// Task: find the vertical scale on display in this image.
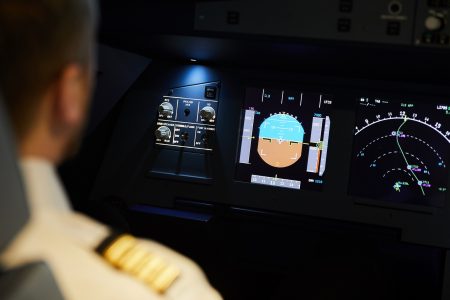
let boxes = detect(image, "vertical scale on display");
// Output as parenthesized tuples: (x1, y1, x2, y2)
(239, 109, 256, 164)
(306, 116, 331, 175)
(307, 117, 324, 173)
(320, 117, 331, 176)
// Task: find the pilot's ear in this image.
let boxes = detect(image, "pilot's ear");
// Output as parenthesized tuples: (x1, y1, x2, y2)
(53, 63, 85, 129)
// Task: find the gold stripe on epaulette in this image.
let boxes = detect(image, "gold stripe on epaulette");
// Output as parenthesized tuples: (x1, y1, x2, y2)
(101, 234, 180, 294)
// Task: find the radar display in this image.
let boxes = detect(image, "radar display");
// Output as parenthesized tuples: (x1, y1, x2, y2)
(349, 96, 450, 207)
(235, 87, 333, 191)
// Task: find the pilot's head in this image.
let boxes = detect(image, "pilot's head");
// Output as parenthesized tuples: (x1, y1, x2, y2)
(0, 0, 98, 164)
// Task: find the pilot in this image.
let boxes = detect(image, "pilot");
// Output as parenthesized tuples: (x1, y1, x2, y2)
(0, 0, 221, 299)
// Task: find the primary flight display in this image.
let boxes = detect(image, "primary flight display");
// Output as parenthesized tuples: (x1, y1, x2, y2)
(235, 87, 333, 191)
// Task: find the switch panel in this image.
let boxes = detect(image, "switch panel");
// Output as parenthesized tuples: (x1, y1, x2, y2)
(154, 82, 219, 152)
(415, 1, 450, 47)
(194, 0, 450, 49)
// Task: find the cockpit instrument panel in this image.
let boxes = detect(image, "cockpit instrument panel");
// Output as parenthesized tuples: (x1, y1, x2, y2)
(235, 87, 333, 191)
(349, 96, 450, 207)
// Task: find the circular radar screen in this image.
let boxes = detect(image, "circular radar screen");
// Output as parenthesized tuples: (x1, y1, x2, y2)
(349, 96, 450, 207)
(258, 114, 305, 168)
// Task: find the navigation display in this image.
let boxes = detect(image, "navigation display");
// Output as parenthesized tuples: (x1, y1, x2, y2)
(349, 96, 450, 207)
(235, 87, 333, 191)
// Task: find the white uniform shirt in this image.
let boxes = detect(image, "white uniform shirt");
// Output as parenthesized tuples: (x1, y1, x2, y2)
(0, 158, 222, 300)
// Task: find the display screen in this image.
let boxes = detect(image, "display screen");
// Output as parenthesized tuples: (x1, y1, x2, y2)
(349, 96, 450, 207)
(235, 87, 333, 191)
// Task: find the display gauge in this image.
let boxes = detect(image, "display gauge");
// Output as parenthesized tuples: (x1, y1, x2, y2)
(349, 96, 450, 207)
(235, 87, 333, 191)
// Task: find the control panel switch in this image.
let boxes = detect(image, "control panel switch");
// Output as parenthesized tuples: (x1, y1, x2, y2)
(200, 106, 216, 122)
(155, 126, 172, 140)
(159, 102, 174, 118)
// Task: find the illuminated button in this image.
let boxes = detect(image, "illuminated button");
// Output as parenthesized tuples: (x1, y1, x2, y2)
(425, 16, 444, 31)
(158, 102, 174, 118)
(155, 126, 171, 140)
(200, 106, 216, 122)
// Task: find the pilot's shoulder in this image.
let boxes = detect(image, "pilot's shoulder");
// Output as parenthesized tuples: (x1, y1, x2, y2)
(6, 210, 222, 300)
(97, 233, 222, 300)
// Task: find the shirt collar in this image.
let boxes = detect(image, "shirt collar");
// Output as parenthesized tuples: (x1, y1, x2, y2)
(20, 158, 72, 214)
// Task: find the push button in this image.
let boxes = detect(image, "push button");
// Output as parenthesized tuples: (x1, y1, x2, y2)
(181, 132, 189, 142)
(422, 32, 435, 44)
(339, 0, 353, 13)
(439, 34, 449, 45)
(227, 11, 240, 25)
(337, 18, 351, 32)
(387, 21, 400, 36)
(204, 86, 217, 99)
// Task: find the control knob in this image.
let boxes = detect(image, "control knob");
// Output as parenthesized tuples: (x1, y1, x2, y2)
(200, 106, 216, 122)
(158, 102, 174, 118)
(155, 126, 171, 140)
(425, 16, 444, 31)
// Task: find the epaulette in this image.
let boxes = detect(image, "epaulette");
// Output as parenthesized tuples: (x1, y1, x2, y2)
(96, 232, 180, 294)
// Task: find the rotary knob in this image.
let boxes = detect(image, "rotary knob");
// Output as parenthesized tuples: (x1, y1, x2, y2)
(158, 102, 174, 118)
(155, 126, 171, 140)
(200, 106, 216, 122)
(425, 16, 444, 31)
